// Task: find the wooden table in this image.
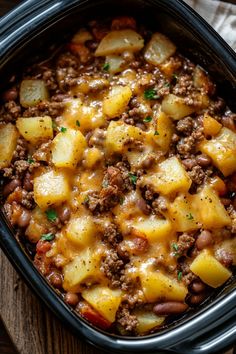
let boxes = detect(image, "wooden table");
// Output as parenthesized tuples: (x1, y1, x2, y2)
(0, 1, 235, 354)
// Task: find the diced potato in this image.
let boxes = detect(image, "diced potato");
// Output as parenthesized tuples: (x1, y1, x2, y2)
(105, 55, 125, 74)
(52, 128, 86, 168)
(161, 94, 195, 120)
(190, 249, 232, 288)
(199, 127, 236, 176)
(95, 29, 144, 56)
(135, 310, 165, 334)
(63, 248, 101, 292)
(16, 116, 53, 145)
(152, 111, 174, 152)
(34, 169, 70, 209)
(192, 185, 231, 229)
(65, 215, 96, 247)
(203, 113, 222, 136)
(209, 176, 227, 196)
(144, 33, 176, 66)
(84, 147, 103, 168)
(0, 124, 19, 168)
(25, 207, 52, 243)
(193, 66, 214, 93)
(140, 269, 187, 302)
(132, 215, 172, 243)
(20, 79, 49, 108)
(142, 156, 192, 195)
(63, 99, 106, 132)
(78, 170, 104, 193)
(71, 28, 93, 44)
(105, 121, 144, 154)
(82, 285, 122, 323)
(103, 85, 132, 119)
(168, 194, 201, 232)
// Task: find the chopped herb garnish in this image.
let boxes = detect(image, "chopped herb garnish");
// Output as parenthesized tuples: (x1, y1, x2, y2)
(41, 233, 55, 241)
(172, 73, 178, 80)
(27, 157, 34, 164)
(172, 243, 179, 252)
(154, 130, 159, 136)
(177, 271, 183, 281)
(144, 88, 159, 100)
(76, 120, 80, 127)
(129, 173, 137, 185)
(84, 195, 90, 204)
(143, 116, 152, 123)
(103, 62, 110, 71)
(102, 179, 109, 188)
(45, 209, 57, 222)
(52, 120, 57, 129)
(119, 196, 124, 205)
(60, 127, 67, 133)
(186, 213, 194, 220)
(164, 82, 171, 87)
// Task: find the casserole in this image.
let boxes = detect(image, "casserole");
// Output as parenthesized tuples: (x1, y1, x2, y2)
(0, 0, 236, 353)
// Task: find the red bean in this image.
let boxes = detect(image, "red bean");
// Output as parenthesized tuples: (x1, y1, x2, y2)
(153, 302, 188, 315)
(48, 272, 63, 288)
(65, 292, 79, 306)
(57, 205, 71, 223)
(190, 280, 206, 294)
(221, 116, 235, 131)
(17, 208, 31, 228)
(2, 87, 18, 102)
(137, 198, 151, 215)
(3, 179, 21, 197)
(196, 230, 213, 250)
(196, 154, 211, 167)
(220, 198, 231, 206)
(188, 293, 206, 305)
(23, 172, 33, 191)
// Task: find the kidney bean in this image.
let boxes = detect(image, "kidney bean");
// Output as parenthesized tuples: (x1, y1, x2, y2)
(17, 208, 31, 228)
(23, 172, 33, 191)
(48, 272, 63, 288)
(190, 280, 206, 294)
(57, 205, 71, 223)
(153, 302, 188, 315)
(2, 87, 18, 102)
(196, 154, 211, 167)
(3, 179, 21, 197)
(137, 198, 151, 215)
(36, 240, 51, 253)
(188, 293, 206, 305)
(196, 230, 213, 250)
(65, 292, 79, 306)
(221, 116, 235, 131)
(182, 158, 197, 170)
(220, 198, 231, 206)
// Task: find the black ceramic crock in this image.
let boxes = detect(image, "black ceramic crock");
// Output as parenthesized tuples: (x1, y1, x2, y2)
(0, 1, 236, 353)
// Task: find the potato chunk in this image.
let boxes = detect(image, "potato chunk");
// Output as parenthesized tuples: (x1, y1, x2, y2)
(140, 269, 187, 302)
(20, 79, 49, 108)
(135, 310, 165, 334)
(103, 85, 132, 119)
(132, 215, 172, 243)
(192, 185, 231, 229)
(190, 249, 232, 288)
(161, 94, 195, 120)
(95, 29, 144, 56)
(82, 286, 122, 323)
(63, 248, 101, 292)
(16, 116, 53, 144)
(0, 124, 19, 168)
(142, 156, 192, 195)
(105, 121, 144, 154)
(65, 215, 95, 247)
(34, 169, 70, 209)
(144, 33, 176, 66)
(150, 111, 174, 153)
(52, 128, 86, 168)
(199, 127, 236, 176)
(203, 113, 222, 136)
(168, 194, 201, 232)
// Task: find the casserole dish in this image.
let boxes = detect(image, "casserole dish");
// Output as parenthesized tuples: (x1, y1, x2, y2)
(0, 0, 236, 353)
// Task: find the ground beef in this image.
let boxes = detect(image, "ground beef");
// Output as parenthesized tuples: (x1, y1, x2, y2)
(100, 249, 125, 288)
(116, 303, 138, 332)
(0, 100, 21, 123)
(152, 196, 167, 216)
(102, 223, 122, 245)
(12, 138, 28, 161)
(227, 205, 236, 233)
(172, 74, 194, 96)
(23, 101, 64, 119)
(176, 117, 193, 135)
(33, 141, 52, 163)
(177, 233, 195, 256)
(176, 125, 204, 158)
(179, 260, 197, 286)
(187, 165, 205, 185)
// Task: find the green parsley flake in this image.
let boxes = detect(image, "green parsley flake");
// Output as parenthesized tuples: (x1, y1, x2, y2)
(103, 62, 110, 71)
(129, 173, 137, 185)
(27, 157, 34, 164)
(172, 243, 179, 252)
(154, 130, 159, 136)
(76, 120, 80, 127)
(84, 195, 90, 204)
(119, 196, 124, 205)
(60, 127, 67, 133)
(177, 271, 183, 281)
(172, 73, 178, 80)
(41, 233, 55, 241)
(143, 116, 152, 123)
(45, 209, 57, 222)
(144, 88, 159, 100)
(186, 213, 194, 220)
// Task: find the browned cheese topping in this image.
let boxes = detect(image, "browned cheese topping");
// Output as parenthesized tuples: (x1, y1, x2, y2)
(0, 16, 235, 335)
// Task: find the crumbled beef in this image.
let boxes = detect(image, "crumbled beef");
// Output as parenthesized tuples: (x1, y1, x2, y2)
(0, 101, 21, 123)
(176, 117, 193, 135)
(152, 196, 168, 214)
(177, 125, 204, 158)
(101, 249, 125, 288)
(88, 128, 106, 147)
(179, 260, 197, 286)
(207, 97, 226, 116)
(177, 233, 195, 256)
(116, 304, 138, 332)
(187, 165, 205, 185)
(102, 223, 122, 245)
(227, 205, 236, 233)
(12, 138, 28, 161)
(172, 74, 194, 96)
(33, 141, 52, 163)
(23, 101, 64, 118)
(215, 248, 233, 267)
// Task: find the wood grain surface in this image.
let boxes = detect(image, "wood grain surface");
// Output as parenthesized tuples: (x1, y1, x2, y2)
(0, 1, 235, 354)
